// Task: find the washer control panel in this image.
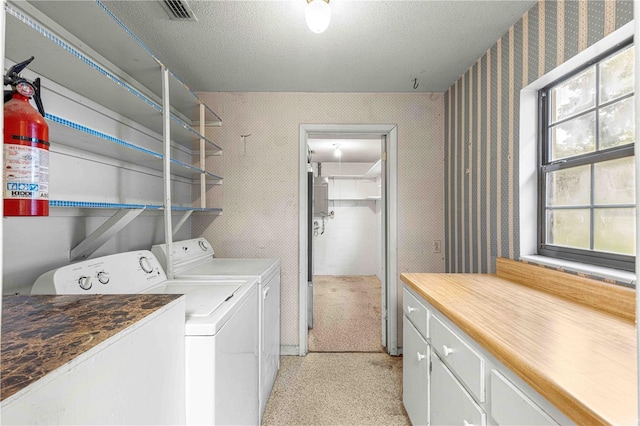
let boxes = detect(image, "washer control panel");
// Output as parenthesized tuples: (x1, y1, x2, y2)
(31, 251, 167, 294)
(151, 238, 214, 272)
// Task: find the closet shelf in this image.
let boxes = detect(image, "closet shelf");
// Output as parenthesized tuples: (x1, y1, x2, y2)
(329, 197, 381, 201)
(4, 0, 223, 259)
(4, 4, 222, 152)
(47, 115, 222, 183)
(94, 0, 222, 126)
(50, 200, 223, 214)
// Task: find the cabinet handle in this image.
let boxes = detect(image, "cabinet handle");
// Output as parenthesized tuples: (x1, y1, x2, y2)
(442, 345, 453, 357)
(416, 352, 425, 362)
(463, 421, 474, 426)
(407, 306, 416, 313)
(263, 287, 271, 299)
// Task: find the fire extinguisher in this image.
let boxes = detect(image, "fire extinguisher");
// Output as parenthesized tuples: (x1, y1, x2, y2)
(3, 56, 49, 216)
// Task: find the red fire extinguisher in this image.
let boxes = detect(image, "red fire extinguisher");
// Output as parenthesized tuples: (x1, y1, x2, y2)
(3, 56, 49, 216)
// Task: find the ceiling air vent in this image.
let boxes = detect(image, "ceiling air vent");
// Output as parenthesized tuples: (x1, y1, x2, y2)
(160, 0, 197, 21)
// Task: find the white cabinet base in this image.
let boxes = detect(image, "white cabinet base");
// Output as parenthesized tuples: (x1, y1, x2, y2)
(431, 353, 486, 426)
(401, 283, 573, 426)
(2, 299, 186, 425)
(402, 316, 430, 426)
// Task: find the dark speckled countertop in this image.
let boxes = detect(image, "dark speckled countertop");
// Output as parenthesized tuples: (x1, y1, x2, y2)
(1, 294, 182, 401)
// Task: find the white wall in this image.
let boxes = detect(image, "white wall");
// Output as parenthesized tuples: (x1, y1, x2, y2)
(194, 92, 445, 349)
(312, 162, 381, 276)
(313, 200, 379, 276)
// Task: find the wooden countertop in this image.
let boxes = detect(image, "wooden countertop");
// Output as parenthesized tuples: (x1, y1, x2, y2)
(401, 263, 637, 426)
(1, 294, 182, 401)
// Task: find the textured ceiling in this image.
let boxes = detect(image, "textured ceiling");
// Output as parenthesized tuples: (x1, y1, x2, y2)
(23, 0, 534, 163)
(93, 0, 536, 93)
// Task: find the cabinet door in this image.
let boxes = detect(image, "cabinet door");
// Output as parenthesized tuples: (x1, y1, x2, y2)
(431, 353, 486, 426)
(403, 315, 429, 426)
(490, 370, 557, 425)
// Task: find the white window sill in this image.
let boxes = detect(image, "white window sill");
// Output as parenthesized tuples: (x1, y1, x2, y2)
(520, 255, 636, 287)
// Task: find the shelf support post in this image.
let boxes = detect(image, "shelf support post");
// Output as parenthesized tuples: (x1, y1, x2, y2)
(200, 103, 206, 209)
(161, 66, 174, 279)
(70, 208, 144, 261)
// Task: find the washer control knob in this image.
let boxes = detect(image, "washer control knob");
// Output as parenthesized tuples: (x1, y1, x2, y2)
(97, 271, 110, 285)
(198, 240, 209, 251)
(139, 256, 154, 274)
(78, 276, 92, 291)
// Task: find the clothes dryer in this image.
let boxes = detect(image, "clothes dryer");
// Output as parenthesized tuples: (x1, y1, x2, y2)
(152, 238, 280, 420)
(32, 250, 259, 426)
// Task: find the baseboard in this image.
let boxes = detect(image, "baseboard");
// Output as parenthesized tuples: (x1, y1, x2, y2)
(280, 345, 402, 356)
(280, 345, 300, 356)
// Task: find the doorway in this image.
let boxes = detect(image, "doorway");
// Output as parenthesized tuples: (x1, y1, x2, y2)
(298, 124, 398, 356)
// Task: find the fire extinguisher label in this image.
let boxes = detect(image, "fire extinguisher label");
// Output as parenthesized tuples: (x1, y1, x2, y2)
(4, 144, 49, 200)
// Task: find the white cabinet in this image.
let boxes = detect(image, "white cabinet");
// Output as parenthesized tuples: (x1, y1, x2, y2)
(2, 296, 186, 425)
(429, 314, 487, 425)
(403, 287, 429, 338)
(3, 1, 222, 262)
(403, 315, 429, 426)
(402, 283, 569, 426)
(430, 314, 485, 403)
(402, 286, 430, 425)
(431, 353, 486, 426)
(490, 370, 557, 426)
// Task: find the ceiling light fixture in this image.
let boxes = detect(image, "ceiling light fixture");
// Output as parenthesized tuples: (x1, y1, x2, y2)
(333, 143, 342, 158)
(305, 0, 331, 34)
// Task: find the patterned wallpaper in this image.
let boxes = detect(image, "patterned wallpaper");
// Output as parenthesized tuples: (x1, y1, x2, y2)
(194, 92, 444, 348)
(444, 0, 634, 273)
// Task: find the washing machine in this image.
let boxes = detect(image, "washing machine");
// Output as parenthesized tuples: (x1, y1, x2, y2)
(152, 238, 280, 421)
(31, 250, 259, 426)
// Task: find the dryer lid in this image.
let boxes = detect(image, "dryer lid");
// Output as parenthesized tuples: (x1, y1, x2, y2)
(147, 283, 240, 317)
(176, 258, 280, 283)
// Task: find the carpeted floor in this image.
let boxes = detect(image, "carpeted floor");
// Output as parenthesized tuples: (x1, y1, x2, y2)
(308, 275, 383, 353)
(262, 275, 409, 425)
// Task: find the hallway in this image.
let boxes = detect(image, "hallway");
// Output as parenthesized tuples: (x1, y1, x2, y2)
(309, 275, 384, 353)
(262, 276, 409, 425)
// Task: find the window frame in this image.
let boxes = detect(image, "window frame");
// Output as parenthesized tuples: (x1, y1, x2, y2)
(537, 39, 635, 272)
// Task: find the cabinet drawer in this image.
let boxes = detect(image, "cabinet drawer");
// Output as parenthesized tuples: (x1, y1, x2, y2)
(403, 287, 428, 339)
(431, 314, 485, 402)
(431, 353, 486, 426)
(402, 316, 429, 426)
(490, 370, 557, 425)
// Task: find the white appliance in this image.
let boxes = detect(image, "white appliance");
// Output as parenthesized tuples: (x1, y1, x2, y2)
(152, 238, 280, 421)
(31, 250, 260, 426)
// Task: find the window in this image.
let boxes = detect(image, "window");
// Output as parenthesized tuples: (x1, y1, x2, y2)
(538, 41, 635, 271)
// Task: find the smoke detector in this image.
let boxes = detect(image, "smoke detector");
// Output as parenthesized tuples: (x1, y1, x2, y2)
(159, 0, 197, 21)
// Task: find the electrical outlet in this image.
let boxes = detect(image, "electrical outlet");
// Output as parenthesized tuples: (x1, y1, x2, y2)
(433, 240, 442, 254)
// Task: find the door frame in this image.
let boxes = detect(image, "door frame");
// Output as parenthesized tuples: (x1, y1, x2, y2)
(298, 124, 398, 356)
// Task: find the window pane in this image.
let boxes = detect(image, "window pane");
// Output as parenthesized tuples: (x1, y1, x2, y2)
(594, 208, 636, 255)
(546, 165, 591, 206)
(600, 46, 634, 103)
(540, 43, 635, 269)
(551, 113, 595, 160)
(551, 66, 595, 122)
(599, 97, 635, 150)
(546, 209, 590, 249)
(594, 156, 635, 205)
